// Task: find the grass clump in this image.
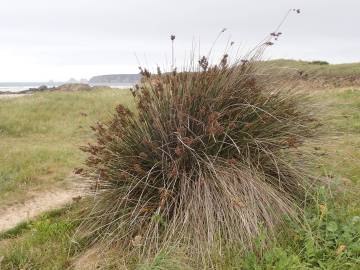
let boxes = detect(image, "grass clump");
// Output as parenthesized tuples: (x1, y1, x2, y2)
(79, 56, 319, 256)
(79, 50, 320, 263)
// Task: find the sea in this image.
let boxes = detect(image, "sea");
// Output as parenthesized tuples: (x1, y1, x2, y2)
(0, 82, 134, 93)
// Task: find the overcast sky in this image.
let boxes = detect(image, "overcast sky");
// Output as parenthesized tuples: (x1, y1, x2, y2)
(0, 0, 359, 82)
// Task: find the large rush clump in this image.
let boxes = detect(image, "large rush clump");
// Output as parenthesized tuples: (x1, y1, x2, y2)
(80, 54, 318, 258)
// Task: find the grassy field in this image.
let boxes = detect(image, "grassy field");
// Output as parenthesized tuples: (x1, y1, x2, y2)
(0, 87, 359, 269)
(0, 89, 133, 206)
(264, 59, 360, 77)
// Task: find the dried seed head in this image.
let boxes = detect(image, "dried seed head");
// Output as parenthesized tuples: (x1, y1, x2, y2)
(182, 137, 194, 146)
(129, 88, 136, 97)
(270, 32, 282, 37)
(175, 145, 184, 156)
(154, 80, 164, 93)
(228, 122, 236, 129)
(208, 112, 221, 123)
(73, 167, 84, 175)
(228, 158, 237, 165)
(119, 171, 128, 179)
(139, 66, 151, 78)
(168, 165, 178, 178)
(220, 54, 229, 68)
(133, 163, 145, 174)
(199, 56, 209, 71)
(116, 104, 130, 116)
(284, 136, 298, 148)
(244, 123, 252, 129)
(139, 206, 152, 214)
(207, 121, 224, 135)
(265, 41, 274, 46)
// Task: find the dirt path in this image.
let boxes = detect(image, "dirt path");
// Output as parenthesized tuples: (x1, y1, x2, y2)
(0, 188, 82, 232)
(0, 94, 31, 99)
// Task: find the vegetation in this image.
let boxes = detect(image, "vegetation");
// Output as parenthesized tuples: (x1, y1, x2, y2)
(264, 59, 360, 77)
(0, 205, 82, 269)
(0, 89, 132, 206)
(310, 60, 329, 65)
(0, 88, 359, 269)
(79, 53, 321, 264)
(0, 9, 359, 268)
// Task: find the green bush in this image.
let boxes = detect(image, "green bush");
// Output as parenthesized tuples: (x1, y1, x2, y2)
(310, 60, 330, 65)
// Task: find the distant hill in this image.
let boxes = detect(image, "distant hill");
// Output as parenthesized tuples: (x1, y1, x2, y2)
(89, 74, 141, 84)
(263, 59, 360, 77)
(88, 61, 360, 89)
(261, 59, 360, 88)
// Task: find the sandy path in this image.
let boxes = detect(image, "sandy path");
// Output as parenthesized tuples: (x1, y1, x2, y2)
(0, 188, 82, 232)
(0, 94, 30, 99)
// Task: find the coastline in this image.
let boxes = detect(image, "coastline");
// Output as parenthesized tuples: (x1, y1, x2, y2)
(0, 83, 134, 97)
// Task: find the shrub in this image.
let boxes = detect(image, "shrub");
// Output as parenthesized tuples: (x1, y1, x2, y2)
(79, 52, 319, 261)
(310, 60, 329, 65)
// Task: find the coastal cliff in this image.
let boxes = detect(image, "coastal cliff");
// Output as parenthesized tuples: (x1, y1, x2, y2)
(89, 74, 141, 84)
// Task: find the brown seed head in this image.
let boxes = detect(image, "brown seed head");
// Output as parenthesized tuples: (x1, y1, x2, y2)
(175, 145, 184, 156)
(199, 56, 209, 71)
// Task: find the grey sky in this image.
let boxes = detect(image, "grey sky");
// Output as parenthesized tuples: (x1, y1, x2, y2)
(0, 0, 359, 81)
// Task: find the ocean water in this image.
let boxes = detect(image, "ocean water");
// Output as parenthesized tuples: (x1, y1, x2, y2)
(0, 82, 62, 92)
(0, 82, 134, 93)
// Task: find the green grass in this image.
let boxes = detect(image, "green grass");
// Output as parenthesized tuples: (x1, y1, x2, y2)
(237, 187, 360, 270)
(0, 205, 83, 269)
(0, 89, 133, 206)
(313, 89, 360, 183)
(0, 88, 359, 269)
(265, 59, 360, 77)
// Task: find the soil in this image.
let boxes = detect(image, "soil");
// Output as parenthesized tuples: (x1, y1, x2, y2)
(0, 188, 82, 232)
